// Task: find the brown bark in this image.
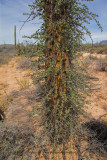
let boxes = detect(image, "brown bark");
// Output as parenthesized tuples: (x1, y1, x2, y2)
(45, 0, 69, 126)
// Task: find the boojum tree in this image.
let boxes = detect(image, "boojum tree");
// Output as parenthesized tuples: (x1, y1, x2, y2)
(44, 0, 69, 139)
(26, 0, 102, 156)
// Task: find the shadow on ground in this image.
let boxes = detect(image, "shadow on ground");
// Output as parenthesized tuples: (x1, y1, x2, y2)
(83, 119, 107, 159)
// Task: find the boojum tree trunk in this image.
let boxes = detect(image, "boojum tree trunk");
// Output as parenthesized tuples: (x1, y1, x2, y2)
(45, 0, 69, 134)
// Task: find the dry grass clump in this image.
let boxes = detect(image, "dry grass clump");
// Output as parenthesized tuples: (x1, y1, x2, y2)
(0, 82, 8, 90)
(0, 95, 13, 112)
(96, 57, 107, 71)
(17, 57, 32, 69)
(83, 55, 107, 71)
(17, 57, 38, 71)
(16, 78, 31, 90)
(0, 93, 13, 120)
(83, 55, 98, 69)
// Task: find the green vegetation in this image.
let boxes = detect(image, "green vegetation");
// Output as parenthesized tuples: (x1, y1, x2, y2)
(22, 0, 102, 159)
(16, 42, 41, 57)
(80, 43, 107, 54)
(0, 45, 15, 65)
(0, 125, 37, 160)
(0, 90, 13, 112)
(14, 25, 16, 48)
(0, 0, 106, 160)
(17, 57, 32, 69)
(0, 96, 13, 112)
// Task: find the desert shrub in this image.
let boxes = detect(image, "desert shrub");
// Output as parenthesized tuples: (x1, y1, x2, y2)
(80, 44, 107, 54)
(17, 57, 32, 69)
(96, 57, 107, 71)
(0, 95, 13, 121)
(97, 46, 107, 54)
(0, 48, 3, 52)
(0, 123, 50, 160)
(83, 55, 107, 71)
(83, 55, 98, 68)
(16, 43, 41, 58)
(0, 45, 14, 52)
(0, 124, 36, 160)
(0, 95, 13, 112)
(80, 43, 94, 53)
(0, 45, 15, 65)
(16, 43, 41, 70)
(30, 60, 38, 70)
(17, 43, 25, 56)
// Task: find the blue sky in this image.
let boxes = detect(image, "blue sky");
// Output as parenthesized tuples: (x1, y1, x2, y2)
(0, 0, 107, 44)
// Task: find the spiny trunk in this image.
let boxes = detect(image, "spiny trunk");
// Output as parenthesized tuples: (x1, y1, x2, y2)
(45, 0, 69, 137)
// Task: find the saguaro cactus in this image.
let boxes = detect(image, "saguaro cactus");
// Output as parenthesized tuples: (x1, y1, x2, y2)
(14, 25, 16, 48)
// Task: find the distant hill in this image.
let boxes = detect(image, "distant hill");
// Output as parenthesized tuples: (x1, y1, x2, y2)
(99, 40, 107, 45)
(0, 44, 14, 47)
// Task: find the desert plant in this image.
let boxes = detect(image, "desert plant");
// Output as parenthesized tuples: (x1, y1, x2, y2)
(24, 0, 102, 159)
(80, 43, 107, 54)
(16, 42, 40, 58)
(17, 57, 32, 69)
(0, 45, 15, 65)
(16, 42, 25, 55)
(96, 57, 107, 71)
(83, 55, 107, 71)
(0, 82, 8, 90)
(16, 78, 31, 90)
(0, 121, 53, 160)
(0, 91, 13, 119)
(0, 124, 37, 160)
(0, 48, 3, 52)
(14, 25, 16, 48)
(0, 0, 102, 159)
(83, 55, 98, 68)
